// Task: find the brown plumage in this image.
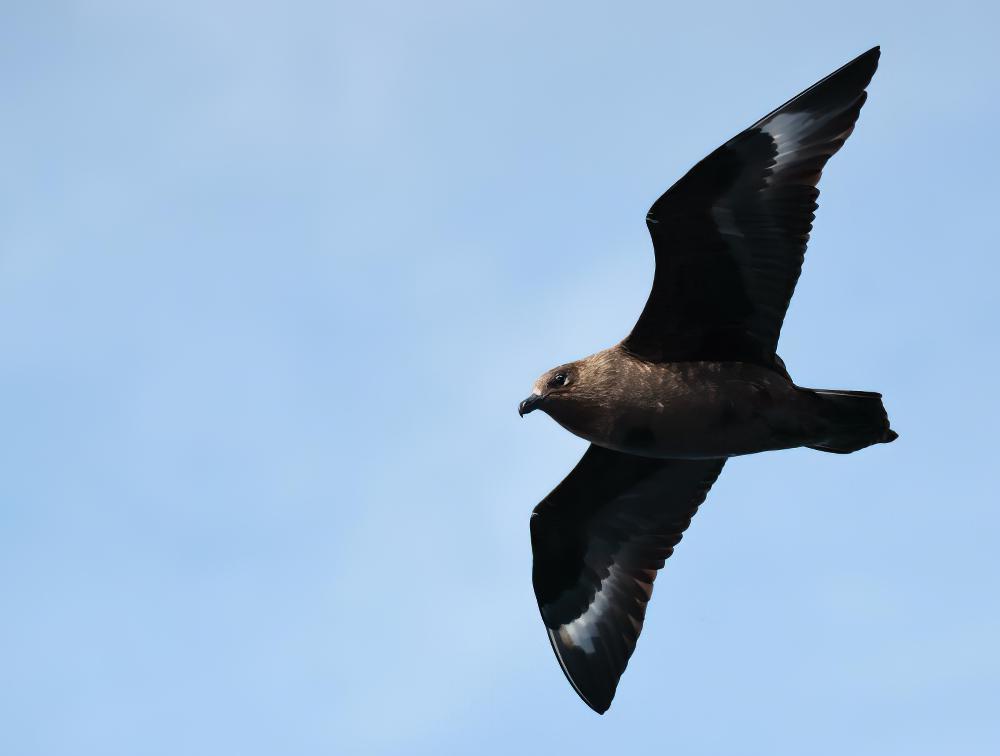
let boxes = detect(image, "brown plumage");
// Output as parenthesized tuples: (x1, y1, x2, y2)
(519, 47, 896, 714)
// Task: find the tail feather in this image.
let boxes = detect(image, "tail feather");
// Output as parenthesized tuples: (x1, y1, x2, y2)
(805, 388, 897, 454)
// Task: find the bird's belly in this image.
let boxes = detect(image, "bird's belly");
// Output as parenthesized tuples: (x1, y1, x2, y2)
(609, 403, 774, 458)
(561, 368, 809, 459)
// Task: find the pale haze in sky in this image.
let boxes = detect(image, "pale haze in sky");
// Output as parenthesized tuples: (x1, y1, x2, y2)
(1, 2, 998, 755)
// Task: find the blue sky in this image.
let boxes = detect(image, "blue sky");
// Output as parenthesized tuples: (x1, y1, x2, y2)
(1, 1, 998, 754)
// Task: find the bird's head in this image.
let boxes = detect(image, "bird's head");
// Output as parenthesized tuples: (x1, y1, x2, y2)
(518, 362, 583, 418)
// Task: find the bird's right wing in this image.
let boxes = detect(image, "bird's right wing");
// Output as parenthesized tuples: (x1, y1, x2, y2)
(530, 444, 725, 713)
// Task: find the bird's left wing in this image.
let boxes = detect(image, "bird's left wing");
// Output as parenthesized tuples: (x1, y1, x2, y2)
(623, 47, 880, 369)
(531, 444, 725, 713)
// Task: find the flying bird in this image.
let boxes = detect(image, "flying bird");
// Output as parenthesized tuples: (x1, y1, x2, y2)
(519, 47, 895, 714)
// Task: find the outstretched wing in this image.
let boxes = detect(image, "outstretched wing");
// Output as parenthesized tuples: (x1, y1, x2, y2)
(530, 445, 725, 713)
(623, 47, 880, 368)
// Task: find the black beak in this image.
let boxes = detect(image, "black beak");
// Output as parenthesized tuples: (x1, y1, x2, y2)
(519, 393, 543, 417)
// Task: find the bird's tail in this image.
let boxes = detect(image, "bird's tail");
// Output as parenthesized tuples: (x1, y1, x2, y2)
(804, 389, 897, 454)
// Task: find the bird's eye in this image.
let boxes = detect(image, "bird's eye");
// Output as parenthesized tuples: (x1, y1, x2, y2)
(549, 372, 568, 388)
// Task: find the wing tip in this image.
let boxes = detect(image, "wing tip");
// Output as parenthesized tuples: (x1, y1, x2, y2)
(545, 627, 617, 715)
(749, 45, 882, 135)
(836, 45, 881, 91)
(854, 44, 881, 80)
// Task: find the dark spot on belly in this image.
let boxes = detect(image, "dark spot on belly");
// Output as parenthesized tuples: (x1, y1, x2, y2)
(716, 399, 741, 429)
(622, 425, 657, 449)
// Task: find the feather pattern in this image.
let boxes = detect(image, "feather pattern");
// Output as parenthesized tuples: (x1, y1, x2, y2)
(623, 47, 880, 369)
(531, 445, 725, 713)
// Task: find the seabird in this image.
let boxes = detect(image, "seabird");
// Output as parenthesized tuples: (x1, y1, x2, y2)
(519, 47, 895, 714)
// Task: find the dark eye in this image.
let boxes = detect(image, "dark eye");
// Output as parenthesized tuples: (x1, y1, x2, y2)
(548, 372, 568, 388)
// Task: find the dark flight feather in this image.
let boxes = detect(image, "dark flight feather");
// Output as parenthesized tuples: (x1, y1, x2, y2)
(622, 46, 880, 368)
(530, 445, 725, 713)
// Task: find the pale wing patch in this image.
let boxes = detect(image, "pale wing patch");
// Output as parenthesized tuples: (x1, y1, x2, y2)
(762, 110, 817, 174)
(553, 562, 654, 654)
